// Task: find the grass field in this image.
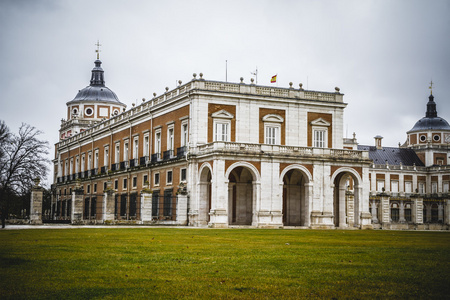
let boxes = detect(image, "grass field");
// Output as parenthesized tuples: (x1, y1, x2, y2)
(1, 228, 449, 299)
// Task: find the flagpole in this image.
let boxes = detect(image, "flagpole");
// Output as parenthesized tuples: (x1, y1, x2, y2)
(225, 60, 228, 82)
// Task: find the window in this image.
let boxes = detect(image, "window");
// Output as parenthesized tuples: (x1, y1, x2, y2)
(133, 137, 139, 159)
(94, 150, 99, 169)
(132, 177, 137, 188)
(167, 171, 173, 184)
(65, 160, 68, 176)
(70, 158, 74, 175)
(431, 182, 438, 194)
(391, 181, 399, 194)
(104, 147, 109, 166)
(88, 153, 92, 170)
(265, 126, 279, 145)
(87, 184, 90, 194)
(391, 203, 399, 222)
(94, 183, 97, 193)
(115, 143, 120, 164)
(214, 122, 229, 142)
(181, 168, 187, 182)
(143, 174, 148, 185)
(154, 172, 160, 186)
(81, 154, 85, 172)
(123, 178, 127, 190)
(144, 135, 149, 157)
(405, 203, 412, 222)
(418, 182, 425, 194)
(124, 140, 129, 161)
(212, 110, 233, 142)
(313, 129, 327, 148)
(181, 122, 188, 147)
(114, 180, 118, 190)
(103, 182, 107, 191)
(420, 135, 427, 142)
(75, 156, 79, 174)
(262, 114, 283, 145)
(155, 130, 161, 155)
(377, 180, 385, 192)
(168, 126, 174, 151)
(405, 181, 412, 194)
(444, 182, 449, 193)
(310, 118, 331, 148)
(431, 204, 438, 222)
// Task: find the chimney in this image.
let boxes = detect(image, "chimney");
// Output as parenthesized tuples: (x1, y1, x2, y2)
(374, 135, 383, 150)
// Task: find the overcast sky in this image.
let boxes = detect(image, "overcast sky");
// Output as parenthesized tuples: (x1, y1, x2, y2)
(1, 0, 449, 185)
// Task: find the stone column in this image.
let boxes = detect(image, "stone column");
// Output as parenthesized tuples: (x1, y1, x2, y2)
(103, 189, 115, 222)
(176, 194, 188, 225)
(371, 200, 378, 223)
(399, 200, 406, 223)
(380, 195, 390, 227)
(445, 199, 450, 226)
(140, 191, 152, 222)
(30, 180, 43, 225)
(71, 187, 84, 224)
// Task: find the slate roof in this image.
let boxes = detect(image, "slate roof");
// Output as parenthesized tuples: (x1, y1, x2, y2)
(357, 145, 425, 166)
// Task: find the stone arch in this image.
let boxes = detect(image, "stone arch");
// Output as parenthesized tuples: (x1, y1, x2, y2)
(279, 165, 312, 227)
(197, 162, 213, 225)
(331, 167, 362, 228)
(225, 162, 260, 226)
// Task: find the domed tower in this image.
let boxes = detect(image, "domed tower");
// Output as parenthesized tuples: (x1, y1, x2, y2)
(406, 89, 450, 166)
(59, 55, 126, 140)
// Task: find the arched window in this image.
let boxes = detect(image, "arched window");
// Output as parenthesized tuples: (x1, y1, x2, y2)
(405, 203, 412, 222)
(391, 203, 399, 222)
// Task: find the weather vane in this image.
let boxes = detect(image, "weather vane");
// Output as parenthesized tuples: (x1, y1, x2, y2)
(95, 40, 102, 59)
(429, 80, 434, 95)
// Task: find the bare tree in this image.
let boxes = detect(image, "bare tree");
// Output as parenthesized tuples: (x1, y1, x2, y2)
(0, 122, 49, 227)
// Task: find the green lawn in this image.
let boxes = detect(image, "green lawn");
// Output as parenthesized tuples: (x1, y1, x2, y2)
(0, 228, 449, 299)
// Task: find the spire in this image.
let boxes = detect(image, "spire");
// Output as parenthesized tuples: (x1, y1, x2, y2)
(426, 81, 437, 118)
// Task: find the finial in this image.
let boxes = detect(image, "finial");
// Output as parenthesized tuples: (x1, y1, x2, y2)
(95, 40, 102, 59)
(429, 80, 434, 95)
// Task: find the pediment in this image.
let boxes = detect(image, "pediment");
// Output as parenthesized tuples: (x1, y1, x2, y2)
(310, 118, 330, 127)
(211, 109, 234, 119)
(262, 114, 284, 123)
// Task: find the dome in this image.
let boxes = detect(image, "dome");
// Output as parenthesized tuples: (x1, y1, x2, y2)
(408, 116, 450, 132)
(407, 94, 450, 133)
(67, 59, 125, 106)
(70, 85, 121, 103)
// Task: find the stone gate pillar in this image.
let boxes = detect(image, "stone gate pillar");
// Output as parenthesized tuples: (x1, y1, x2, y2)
(380, 195, 390, 227)
(141, 191, 152, 222)
(71, 186, 84, 224)
(177, 193, 188, 226)
(30, 179, 43, 225)
(103, 189, 115, 222)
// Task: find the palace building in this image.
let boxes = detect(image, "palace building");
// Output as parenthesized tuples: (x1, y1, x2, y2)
(50, 57, 450, 230)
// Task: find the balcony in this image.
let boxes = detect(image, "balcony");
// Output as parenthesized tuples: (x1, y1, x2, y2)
(140, 156, 149, 166)
(111, 163, 119, 171)
(151, 153, 160, 163)
(91, 168, 98, 177)
(120, 161, 129, 170)
(163, 150, 174, 160)
(84, 170, 89, 178)
(177, 146, 186, 158)
(129, 158, 138, 168)
(100, 166, 108, 174)
(193, 142, 369, 160)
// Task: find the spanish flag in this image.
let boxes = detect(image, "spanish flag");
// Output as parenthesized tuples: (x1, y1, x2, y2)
(270, 75, 277, 83)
